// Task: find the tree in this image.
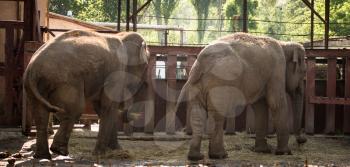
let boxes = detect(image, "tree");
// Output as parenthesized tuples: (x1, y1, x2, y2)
(223, 0, 258, 32)
(190, 0, 211, 43)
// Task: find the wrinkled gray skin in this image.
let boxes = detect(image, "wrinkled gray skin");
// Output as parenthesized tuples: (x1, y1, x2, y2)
(177, 33, 294, 160)
(23, 30, 149, 159)
(280, 41, 307, 144)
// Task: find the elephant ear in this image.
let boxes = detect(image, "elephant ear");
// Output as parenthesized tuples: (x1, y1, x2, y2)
(292, 48, 299, 73)
(140, 41, 149, 64)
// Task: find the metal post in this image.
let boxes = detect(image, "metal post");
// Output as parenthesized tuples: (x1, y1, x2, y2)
(242, 0, 248, 32)
(325, 0, 330, 49)
(126, 0, 130, 31)
(132, 0, 137, 31)
(117, 0, 121, 31)
(164, 29, 168, 46)
(310, 0, 314, 49)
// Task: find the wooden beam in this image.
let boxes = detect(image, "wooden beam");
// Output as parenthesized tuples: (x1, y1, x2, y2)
(325, 58, 336, 134)
(149, 45, 203, 55)
(0, 21, 24, 28)
(165, 54, 177, 134)
(344, 57, 350, 133)
(144, 54, 156, 134)
(306, 49, 350, 58)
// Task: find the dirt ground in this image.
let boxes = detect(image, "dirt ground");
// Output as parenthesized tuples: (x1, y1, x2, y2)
(1, 128, 350, 166)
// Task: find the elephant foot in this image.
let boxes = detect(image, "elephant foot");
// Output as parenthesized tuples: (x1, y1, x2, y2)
(108, 142, 122, 150)
(187, 151, 204, 161)
(296, 135, 307, 144)
(208, 152, 228, 159)
(275, 148, 292, 155)
(33, 152, 52, 160)
(254, 140, 272, 153)
(50, 145, 68, 156)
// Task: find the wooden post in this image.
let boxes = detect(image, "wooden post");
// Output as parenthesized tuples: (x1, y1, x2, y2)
(344, 57, 350, 133)
(325, 58, 336, 134)
(305, 57, 316, 134)
(22, 41, 43, 134)
(185, 55, 196, 134)
(166, 55, 177, 134)
(144, 54, 156, 134)
(245, 105, 254, 134)
(4, 28, 15, 125)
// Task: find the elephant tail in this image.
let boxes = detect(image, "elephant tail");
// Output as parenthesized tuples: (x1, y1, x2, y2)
(175, 81, 189, 114)
(25, 72, 65, 113)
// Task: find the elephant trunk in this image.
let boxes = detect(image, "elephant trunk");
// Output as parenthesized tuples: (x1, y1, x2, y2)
(292, 82, 307, 144)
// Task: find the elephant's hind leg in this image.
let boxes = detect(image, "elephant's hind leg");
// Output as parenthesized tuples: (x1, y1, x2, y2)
(208, 111, 227, 159)
(252, 98, 271, 153)
(49, 85, 85, 156)
(266, 79, 291, 155)
(32, 98, 51, 159)
(187, 100, 206, 161)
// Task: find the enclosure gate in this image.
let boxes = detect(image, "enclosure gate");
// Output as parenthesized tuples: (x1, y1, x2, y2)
(305, 49, 350, 134)
(0, 20, 24, 126)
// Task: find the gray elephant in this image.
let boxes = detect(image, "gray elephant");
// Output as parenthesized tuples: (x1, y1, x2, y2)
(280, 41, 307, 144)
(177, 33, 299, 160)
(23, 30, 149, 159)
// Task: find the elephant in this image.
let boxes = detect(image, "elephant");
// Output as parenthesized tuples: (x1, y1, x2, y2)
(23, 30, 149, 159)
(176, 33, 298, 160)
(279, 41, 307, 144)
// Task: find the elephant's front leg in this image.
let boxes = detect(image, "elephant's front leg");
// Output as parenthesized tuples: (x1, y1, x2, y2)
(253, 98, 271, 153)
(187, 100, 206, 161)
(208, 111, 227, 159)
(93, 98, 121, 155)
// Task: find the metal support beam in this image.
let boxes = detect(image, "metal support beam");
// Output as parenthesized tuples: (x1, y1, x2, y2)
(128, 0, 152, 20)
(242, 0, 248, 32)
(325, 0, 330, 49)
(126, 0, 130, 31)
(132, 0, 137, 31)
(117, 0, 121, 31)
(310, 0, 314, 48)
(301, 0, 326, 24)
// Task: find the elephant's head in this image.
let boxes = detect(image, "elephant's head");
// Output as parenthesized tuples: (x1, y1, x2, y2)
(117, 32, 149, 110)
(280, 41, 307, 144)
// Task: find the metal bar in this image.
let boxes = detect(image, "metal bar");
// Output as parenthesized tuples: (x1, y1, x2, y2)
(310, 0, 314, 49)
(128, 0, 152, 20)
(117, 0, 121, 31)
(325, 58, 336, 133)
(301, 0, 326, 24)
(305, 58, 316, 134)
(325, 0, 330, 49)
(242, 0, 248, 32)
(132, 0, 137, 31)
(126, 0, 130, 31)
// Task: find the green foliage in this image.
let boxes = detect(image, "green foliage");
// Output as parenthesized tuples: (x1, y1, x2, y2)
(190, 0, 211, 43)
(223, 0, 258, 32)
